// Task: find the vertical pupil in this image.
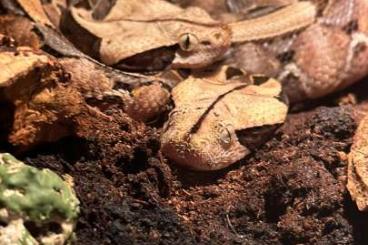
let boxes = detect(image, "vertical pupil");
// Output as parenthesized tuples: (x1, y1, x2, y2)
(184, 35, 191, 50)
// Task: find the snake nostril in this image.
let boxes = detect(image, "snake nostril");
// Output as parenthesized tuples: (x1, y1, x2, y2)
(354, 42, 367, 54)
(214, 33, 221, 39)
(201, 41, 212, 46)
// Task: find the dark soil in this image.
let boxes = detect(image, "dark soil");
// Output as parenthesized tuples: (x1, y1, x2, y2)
(1, 79, 365, 244)
(0, 1, 367, 244)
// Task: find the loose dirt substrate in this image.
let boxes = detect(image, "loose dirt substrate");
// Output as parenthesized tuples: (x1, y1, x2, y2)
(3, 81, 368, 244)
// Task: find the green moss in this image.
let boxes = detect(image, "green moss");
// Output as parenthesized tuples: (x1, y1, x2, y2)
(18, 223, 38, 245)
(0, 153, 79, 244)
(0, 153, 79, 222)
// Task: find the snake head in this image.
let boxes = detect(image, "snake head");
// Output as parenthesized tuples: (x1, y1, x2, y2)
(172, 25, 232, 69)
(161, 73, 288, 171)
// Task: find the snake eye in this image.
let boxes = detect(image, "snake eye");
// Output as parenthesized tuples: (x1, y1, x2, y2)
(218, 126, 232, 148)
(179, 33, 199, 51)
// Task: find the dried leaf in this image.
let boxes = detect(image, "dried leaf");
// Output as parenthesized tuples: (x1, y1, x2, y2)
(67, 0, 316, 70)
(0, 46, 72, 147)
(42, 0, 68, 27)
(168, 0, 297, 21)
(226, 0, 297, 14)
(170, 0, 229, 18)
(16, 0, 53, 26)
(0, 44, 117, 148)
(68, 0, 231, 69)
(34, 24, 163, 89)
(161, 67, 288, 170)
(0, 47, 49, 88)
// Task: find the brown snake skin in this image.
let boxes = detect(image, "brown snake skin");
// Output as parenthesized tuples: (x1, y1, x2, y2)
(16, 0, 368, 211)
(159, 0, 368, 172)
(131, 0, 368, 119)
(279, 0, 368, 102)
(3, 0, 368, 210)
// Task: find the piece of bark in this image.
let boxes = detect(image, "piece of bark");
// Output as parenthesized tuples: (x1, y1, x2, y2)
(348, 114, 368, 211)
(0, 44, 115, 148)
(0, 15, 41, 49)
(0, 46, 74, 147)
